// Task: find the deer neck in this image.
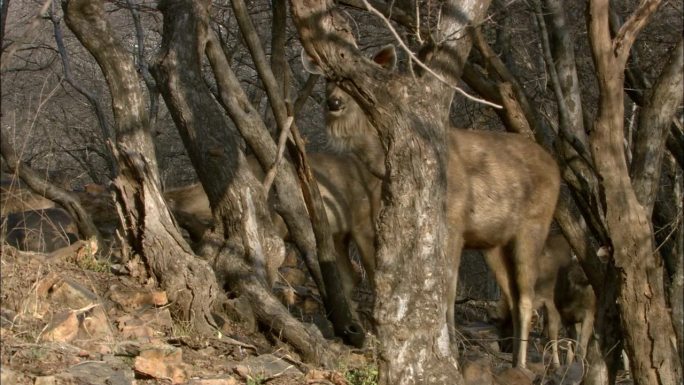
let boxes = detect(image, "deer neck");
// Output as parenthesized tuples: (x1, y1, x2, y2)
(326, 111, 387, 178)
(354, 139, 385, 179)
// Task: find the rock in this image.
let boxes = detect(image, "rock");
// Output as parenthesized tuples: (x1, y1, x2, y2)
(462, 357, 494, 385)
(1, 367, 31, 385)
(41, 311, 79, 342)
(134, 344, 189, 384)
(233, 354, 302, 379)
(67, 361, 135, 385)
(108, 286, 168, 311)
(494, 367, 535, 385)
(187, 377, 239, 385)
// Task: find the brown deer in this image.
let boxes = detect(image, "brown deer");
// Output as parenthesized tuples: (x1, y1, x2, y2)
(492, 233, 596, 367)
(1, 177, 55, 216)
(2, 208, 80, 252)
(303, 46, 561, 368)
(552, 236, 596, 365)
(164, 153, 381, 299)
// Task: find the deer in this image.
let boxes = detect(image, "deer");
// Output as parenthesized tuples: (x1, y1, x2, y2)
(1, 177, 56, 217)
(164, 152, 381, 299)
(492, 233, 596, 367)
(2, 208, 80, 253)
(302, 46, 561, 368)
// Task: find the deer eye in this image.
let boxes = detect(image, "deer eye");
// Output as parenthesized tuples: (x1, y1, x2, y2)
(327, 97, 344, 112)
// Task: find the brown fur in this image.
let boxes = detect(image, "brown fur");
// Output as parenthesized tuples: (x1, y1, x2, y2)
(1, 178, 55, 216)
(2, 208, 79, 252)
(314, 47, 561, 367)
(552, 236, 596, 365)
(163, 154, 381, 301)
(493, 234, 596, 366)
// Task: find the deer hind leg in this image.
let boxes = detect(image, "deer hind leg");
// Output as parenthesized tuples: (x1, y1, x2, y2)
(577, 310, 594, 362)
(545, 301, 562, 367)
(484, 247, 517, 350)
(447, 234, 465, 347)
(511, 231, 545, 368)
(565, 322, 579, 364)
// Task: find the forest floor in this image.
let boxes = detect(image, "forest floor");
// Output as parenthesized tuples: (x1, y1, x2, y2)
(0, 240, 633, 385)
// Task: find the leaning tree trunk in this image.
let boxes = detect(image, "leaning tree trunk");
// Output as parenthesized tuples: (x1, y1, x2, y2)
(62, 0, 219, 335)
(151, 0, 335, 365)
(586, 1, 682, 384)
(291, 1, 490, 383)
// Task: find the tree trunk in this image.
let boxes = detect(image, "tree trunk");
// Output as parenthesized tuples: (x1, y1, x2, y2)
(151, 0, 335, 364)
(291, 1, 490, 383)
(111, 146, 219, 335)
(230, 0, 362, 345)
(653, 154, 684, 366)
(62, 0, 219, 335)
(586, 1, 682, 383)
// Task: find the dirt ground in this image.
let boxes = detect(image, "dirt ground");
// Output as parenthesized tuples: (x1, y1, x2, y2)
(0, 240, 634, 385)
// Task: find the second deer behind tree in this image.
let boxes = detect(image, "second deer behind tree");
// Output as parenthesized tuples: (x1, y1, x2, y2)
(304, 45, 561, 368)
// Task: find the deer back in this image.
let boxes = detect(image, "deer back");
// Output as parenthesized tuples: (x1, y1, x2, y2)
(2, 208, 79, 252)
(1, 178, 56, 216)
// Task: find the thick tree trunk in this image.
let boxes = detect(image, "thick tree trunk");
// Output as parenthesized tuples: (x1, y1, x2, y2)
(62, 0, 219, 335)
(291, 1, 490, 383)
(151, 0, 335, 363)
(111, 147, 219, 335)
(587, 1, 682, 384)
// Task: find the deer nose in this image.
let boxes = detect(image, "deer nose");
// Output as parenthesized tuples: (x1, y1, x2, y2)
(327, 97, 343, 112)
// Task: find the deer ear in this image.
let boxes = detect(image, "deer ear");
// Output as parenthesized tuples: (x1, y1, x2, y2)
(301, 48, 324, 75)
(372, 45, 397, 70)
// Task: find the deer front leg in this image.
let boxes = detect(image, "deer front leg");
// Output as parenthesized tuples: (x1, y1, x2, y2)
(577, 309, 594, 362)
(333, 234, 361, 315)
(484, 247, 516, 354)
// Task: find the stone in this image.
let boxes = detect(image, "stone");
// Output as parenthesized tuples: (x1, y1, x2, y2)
(42, 311, 79, 342)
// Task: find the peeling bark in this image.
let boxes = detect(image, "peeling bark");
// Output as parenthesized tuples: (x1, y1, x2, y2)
(151, 0, 335, 363)
(62, 0, 219, 335)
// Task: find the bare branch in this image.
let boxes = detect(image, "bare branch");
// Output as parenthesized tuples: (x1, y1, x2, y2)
(49, 1, 116, 177)
(362, 0, 501, 109)
(613, 0, 662, 63)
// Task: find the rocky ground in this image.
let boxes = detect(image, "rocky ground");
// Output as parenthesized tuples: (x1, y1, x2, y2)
(0, 239, 632, 385)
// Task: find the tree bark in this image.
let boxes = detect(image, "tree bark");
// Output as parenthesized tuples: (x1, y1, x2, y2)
(151, 0, 335, 364)
(62, 0, 219, 335)
(231, 0, 362, 345)
(200, 4, 327, 301)
(586, 1, 682, 384)
(291, 1, 490, 383)
(631, 38, 683, 214)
